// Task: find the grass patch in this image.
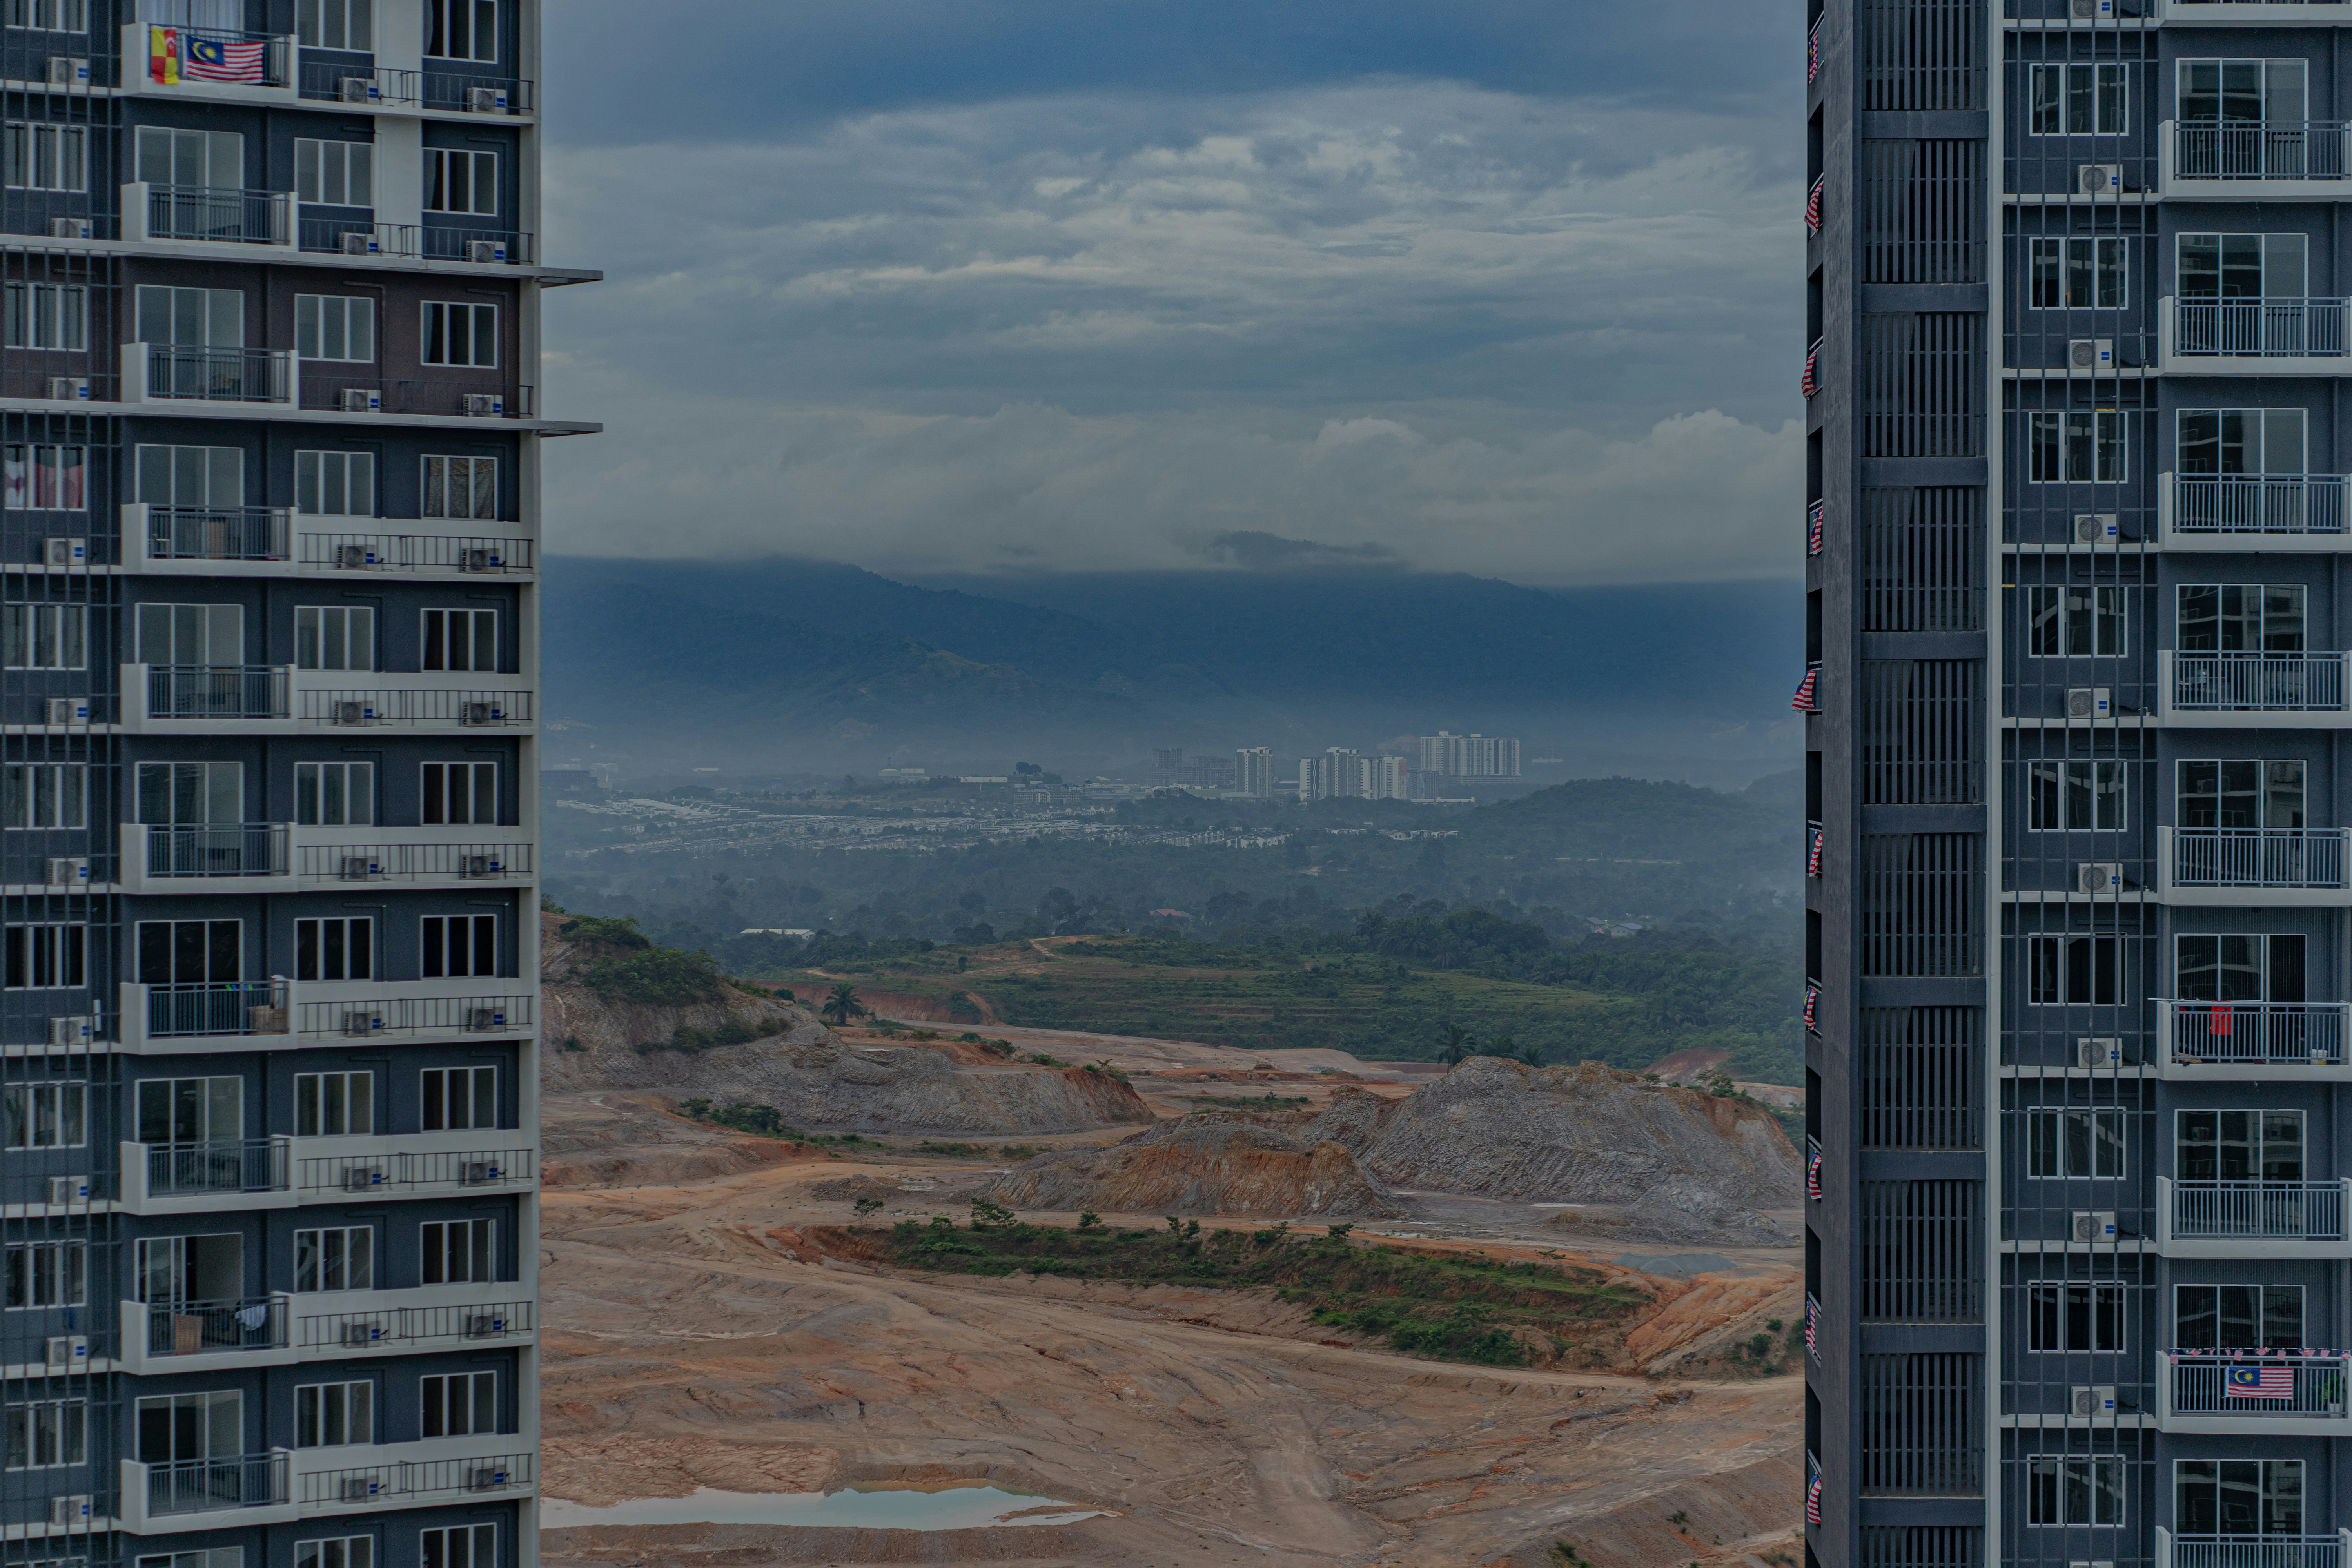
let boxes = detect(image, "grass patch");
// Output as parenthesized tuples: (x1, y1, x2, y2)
(912, 1141, 1044, 1159)
(862, 1213, 1648, 1368)
(583, 943, 725, 1006)
(636, 1021, 765, 1054)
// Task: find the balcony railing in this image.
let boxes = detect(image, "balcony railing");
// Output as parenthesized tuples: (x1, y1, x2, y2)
(2176, 120, 2352, 180)
(2164, 1000, 2350, 1065)
(147, 506, 292, 562)
(145, 1450, 289, 1516)
(146, 664, 291, 720)
(299, 532, 533, 574)
(143, 25, 292, 87)
(2166, 1534, 2347, 1568)
(421, 226, 535, 265)
(145, 824, 289, 878)
(2174, 297, 2350, 357)
(2171, 1179, 2347, 1240)
(420, 71, 534, 113)
(2174, 475, 2348, 536)
(294, 842, 532, 884)
(135, 343, 294, 403)
(293, 994, 534, 1039)
(2172, 652, 2345, 712)
(298, 1450, 533, 1510)
(146, 1295, 287, 1357)
(296, 1148, 534, 1194)
(2167, 1350, 2351, 1417)
(299, 375, 534, 418)
(2173, 828, 2348, 889)
(298, 688, 532, 728)
(145, 980, 288, 1039)
(143, 1138, 289, 1196)
(139, 182, 291, 245)
(294, 1298, 534, 1352)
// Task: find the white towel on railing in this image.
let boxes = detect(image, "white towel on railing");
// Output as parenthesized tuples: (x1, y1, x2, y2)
(236, 1305, 268, 1330)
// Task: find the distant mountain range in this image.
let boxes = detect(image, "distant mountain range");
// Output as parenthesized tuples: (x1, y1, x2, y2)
(541, 557, 1801, 782)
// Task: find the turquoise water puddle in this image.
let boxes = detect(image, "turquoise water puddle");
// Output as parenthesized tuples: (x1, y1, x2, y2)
(541, 1485, 1109, 1531)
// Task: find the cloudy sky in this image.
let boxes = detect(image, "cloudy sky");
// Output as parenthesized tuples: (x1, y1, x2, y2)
(537, 0, 1804, 586)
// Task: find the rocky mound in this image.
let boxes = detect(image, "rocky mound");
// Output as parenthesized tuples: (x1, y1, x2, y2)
(540, 1092, 820, 1189)
(538, 917, 1153, 1135)
(982, 1113, 1400, 1218)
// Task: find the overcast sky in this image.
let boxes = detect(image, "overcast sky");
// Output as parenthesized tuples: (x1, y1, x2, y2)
(537, 0, 1803, 587)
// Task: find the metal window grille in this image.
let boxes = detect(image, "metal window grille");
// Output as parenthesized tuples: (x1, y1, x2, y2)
(1862, 487, 1984, 632)
(1861, 140, 1986, 284)
(1862, 314, 1985, 458)
(1860, 834, 1984, 976)
(1858, 0, 1985, 110)
(1862, 661, 1984, 806)
(1860, 1009, 1982, 1149)
(1860, 1180, 1984, 1321)
(1861, 1527, 1983, 1568)
(1860, 1354, 1984, 1494)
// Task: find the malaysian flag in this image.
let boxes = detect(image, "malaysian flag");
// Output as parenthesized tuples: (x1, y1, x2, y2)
(1806, 1472, 1823, 1525)
(1808, 500, 1824, 557)
(2225, 1363, 2296, 1399)
(1803, 983, 1819, 1034)
(1808, 828, 1824, 878)
(1791, 667, 1819, 711)
(1807, 1149, 1823, 1200)
(1808, 27, 1821, 84)
(1806, 176, 1824, 234)
(1802, 344, 1820, 399)
(185, 33, 267, 82)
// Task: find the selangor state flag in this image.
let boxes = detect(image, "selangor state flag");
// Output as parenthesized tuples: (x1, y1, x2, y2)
(149, 25, 179, 84)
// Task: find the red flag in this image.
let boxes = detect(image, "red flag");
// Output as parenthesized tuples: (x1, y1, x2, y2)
(1806, 176, 1824, 234)
(1792, 668, 1819, 711)
(1802, 343, 1820, 399)
(1808, 500, 1824, 557)
(1808, 829, 1824, 877)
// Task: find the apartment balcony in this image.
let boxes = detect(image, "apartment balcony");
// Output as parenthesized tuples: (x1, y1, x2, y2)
(293, 61, 534, 117)
(2159, 650, 2352, 726)
(298, 529, 535, 578)
(2162, 120, 2352, 198)
(2154, 0, 2352, 24)
(291, 1283, 536, 1360)
(122, 182, 292, 247)
(119, 1450, 294, 1535)
(291, 984, 535, 1045)
(2160, 472, 2352, 552)
(2158, 1531, 2352, 1568)
(297, 374, 534, 419)
(118, 1294, 292, 1374)
(292, 218, 536, 267)
(126, 505, 294, 571)
(121, 22, 293, 98)
(291, 1135, 536, 1202)
(2157, 1350, 2352, 1432)
(120, 822, 290, 893)
(118, 980, 290, 1053)
(2161, 296, 2352, 374)
(122, 344, 295, 405)
(2157, 1175, 2352, 1256)
(292, 837, 533, 889)
(2161, 826, 2352, 904)
(119, 1137, 292, 1215)
(294, 683, 534, 733)
(2158, 999, 2352, 1078)
(292, 1437, 535, 1516)
(122, 664, 291, 733)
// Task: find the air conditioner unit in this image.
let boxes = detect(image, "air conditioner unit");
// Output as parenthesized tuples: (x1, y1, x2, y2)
(2070, 1384, 2119, 1418)
(340, 388, 381, 413)
(2068, 1561, 2118, 1568)
(2074, 514, 2119, 545)
(465, 1314, 506, 1337)
(2078, 1038, 2126, 1069)
(48, 1016, 90, 1050)
(465, 239, 508, 264)
(43, 1335, 87, 1369)
(468, 1467, 510, 1490)
(47, 377, 87, 401)
(458, 854, 497, 878)
(2071, 0, 2117, 15)
(340, 230, 381, 255)
(49, 1495, 89, 1527)
(49, 218, 89, 241)
(2069, 338, 2116, 374)
(341, 1011, 382, 1037)
(2071, 1210, 2119, 1243)
(461, 1160, 499, 1184)
(2065, 686, 2113, 720)
(45, 1177, 85, 1206)
(462, 392, 505, 416)
(341, 1322, 381, 1347)
(457, 547, 499, 572)
(43, 697, 85, 726)
(460, 701, 503, 725)
(340, 1477, 379, 1502)
(2079, 163, 2123, 196)
(339, 855, 380, 881)
(465, 1008, 506, 1032)
(466, 86, 508, 113)
(43, 538, 84, 569)
(45, 858, 85, 889)
(341, 1166, 383, 1191)
(46, 56, 86, 86)
(330, 699, 370, 725)
(340, 75, 379, 103)
(334, 543, 372, 569)
(2078, 862, 2124, 895)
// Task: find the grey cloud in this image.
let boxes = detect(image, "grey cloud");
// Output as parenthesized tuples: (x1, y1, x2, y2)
(1205, 531, 1401, 569)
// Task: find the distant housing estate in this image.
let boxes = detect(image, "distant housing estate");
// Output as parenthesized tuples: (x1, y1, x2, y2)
(1147, 733, 1521, 801)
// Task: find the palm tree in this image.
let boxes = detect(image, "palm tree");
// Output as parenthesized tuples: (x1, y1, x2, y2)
(1436, 1022, 1476, 1066)
(821, 982, 867, 1031)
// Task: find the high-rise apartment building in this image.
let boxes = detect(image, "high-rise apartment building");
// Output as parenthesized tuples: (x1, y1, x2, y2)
(0, 7, 581, 1568)
(1297, 749, 1409, 802)
(1413, 733, 1520, 779)
(1807, 0, 2350, 1563)
(1233, 747, 1278, 797)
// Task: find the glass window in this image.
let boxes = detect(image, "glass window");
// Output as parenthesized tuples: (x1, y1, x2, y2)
(423, 608, 495, 671)
(2025, 584, 2125, 657)
(2026, 759, 2126, 830)
(2026, 1283, 2125, 1351)
(422, 1066, 495, 1131)
(2177, 1460, 2304, 1540)
(419, 1372, 494, 1436)
(421, 914, 496, 978)
(1, 1083, 82, 1149)
(421, 455, 495, 519)
(296, 451, 375, 516)
(4, 283, 85, 350)
(2176, 1283, 2303, 1349)
(294, 0, 370, 49)
(2, 123, 83, 191)
(4, 0, 89, 31)
(294, 1381, 370, 1448)
(0, 602, 83, 667)
(5, 1401, 85, 1468)
(2026, 410, 2126, 483)
(2027, 935, 2122, 1005)
(295, 296, 374, 362)
(294, 140, 372, 207)
(2177, 758, 2305, 829)
(296, 762, 374, 826)
(420, 1219, 491, 1285)
(2027, 1455, 2125, 1526)
(2027, 237, 2127, 309)
(423, 149, 495, 215)
(296, 606, 375, 670)
(4, 926, 83, 989)
(2028, 63, 2129, 134)
(420, 1526, 494, 1568)
(421, 301, 494, 367)
(295, 918, 372, 982)
(3, 1241, 83, 1307)
(1, 764, 82, 829)
(3, 446, 84, 511)
(2027, 1109, 2125, 1177)
(424, 0, 495, 60)
(294, 1072, 372, 1137)
(293, 1227, 372, 1292)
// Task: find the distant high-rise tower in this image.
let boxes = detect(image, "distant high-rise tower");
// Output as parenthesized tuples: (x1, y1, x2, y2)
(1234, 746, 1278, 797)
